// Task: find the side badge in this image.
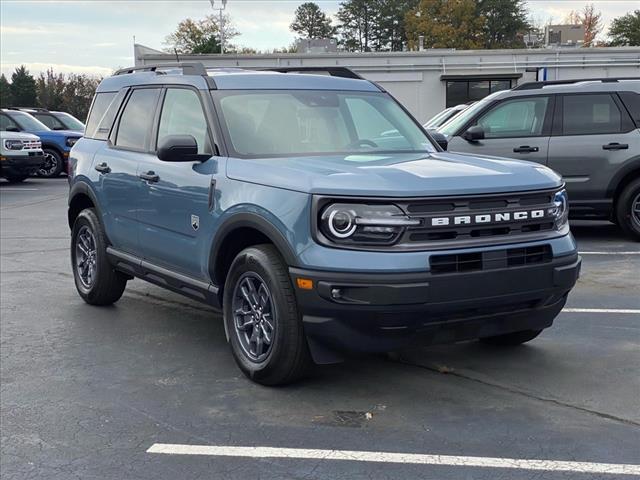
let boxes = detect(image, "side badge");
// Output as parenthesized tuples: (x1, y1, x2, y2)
(191, 214, 200, 231)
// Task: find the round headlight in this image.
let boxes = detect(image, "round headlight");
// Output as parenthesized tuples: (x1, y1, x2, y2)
(327, 208, 357, 238)
(549, 189, 569, 229)
(66, 137, 79, 147)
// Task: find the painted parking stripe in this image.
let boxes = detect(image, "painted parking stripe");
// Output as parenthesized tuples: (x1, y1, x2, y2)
(562, 308, 640, 314)
(579, 251, 640, 255)
(147, 444, 640, 475)
(0, 188, 39, 191)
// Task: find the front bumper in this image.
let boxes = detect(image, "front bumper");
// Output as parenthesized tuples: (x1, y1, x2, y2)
(0, 153, 44, 176)
(290, 253, 581, 359)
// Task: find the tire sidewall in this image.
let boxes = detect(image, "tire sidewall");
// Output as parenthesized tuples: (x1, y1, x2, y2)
(616, 178, 640, 239)
(223, 248, 297, 380)
(71, 210, 105, 300)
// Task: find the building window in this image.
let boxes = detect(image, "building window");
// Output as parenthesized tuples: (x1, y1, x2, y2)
(446, 79, 514, 107)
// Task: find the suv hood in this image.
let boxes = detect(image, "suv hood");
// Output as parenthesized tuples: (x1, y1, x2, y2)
(226, 152, 562, 197)
(0, 131, 40, 141)
(32, 129, 81, 139)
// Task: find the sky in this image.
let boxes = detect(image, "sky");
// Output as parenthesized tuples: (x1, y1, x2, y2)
(1, 0, 638, 78)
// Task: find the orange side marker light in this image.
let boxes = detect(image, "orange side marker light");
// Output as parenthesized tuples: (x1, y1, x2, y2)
(296, 278, 314, 290)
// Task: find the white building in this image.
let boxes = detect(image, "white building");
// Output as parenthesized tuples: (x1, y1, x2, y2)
(134, 44, 640, 123)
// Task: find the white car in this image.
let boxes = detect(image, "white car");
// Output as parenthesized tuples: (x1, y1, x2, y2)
(0, 131, 44, 183)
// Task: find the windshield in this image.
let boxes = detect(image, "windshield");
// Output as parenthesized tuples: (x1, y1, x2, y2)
(9, 111, 51, 131)
(213, 90, 436, 157)
(55, 112, 85, 131)
(424, 108, 453, 128)
(437, 93, 501, 137)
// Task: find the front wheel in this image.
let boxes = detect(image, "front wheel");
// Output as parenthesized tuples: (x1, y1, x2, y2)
(38, 149, 64, 177)
(223, 244, 311, 386)
(480, 329, 543, 346)
(71, 208, 127, 305)
(615, 178, 640, 241)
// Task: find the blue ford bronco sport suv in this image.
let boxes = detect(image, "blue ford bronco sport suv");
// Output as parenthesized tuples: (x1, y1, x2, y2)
(68, 63, 581, 385)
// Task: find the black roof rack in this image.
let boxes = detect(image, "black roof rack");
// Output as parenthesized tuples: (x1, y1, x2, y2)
(6, 107, 49, 112)
(513, 77, 640, 90)
(262, 67, 363, 80)
(113, 62, 208, 76)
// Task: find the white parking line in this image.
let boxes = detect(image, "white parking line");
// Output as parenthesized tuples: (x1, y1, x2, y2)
(146, 444, 640, 475)
(579, 251, 640, 255)
(0, 188, 39, 191)
(563, 308, 640, 314)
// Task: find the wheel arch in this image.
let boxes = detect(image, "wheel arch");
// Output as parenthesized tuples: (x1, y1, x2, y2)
(68, 181, 102, 230)
(608, 156, 640, 214)
(209, 213, 298, 290)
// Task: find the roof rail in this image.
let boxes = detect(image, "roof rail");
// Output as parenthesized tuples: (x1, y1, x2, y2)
(262, 67, 364, 80)
(113, 62, 208, 76)
(6, 107, 50, 112)
(513, 77, 640, 90)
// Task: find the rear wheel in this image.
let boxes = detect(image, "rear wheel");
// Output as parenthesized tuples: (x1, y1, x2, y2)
(616, 178, 640, 241)
(38, 149, 63, 177)
(223, 244, 311, 386)
(71, 208, 127, 305)
(480, 329, 543, 346)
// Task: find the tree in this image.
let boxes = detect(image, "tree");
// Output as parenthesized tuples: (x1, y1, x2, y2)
(290, 2, 335, 39)
(608, 10, 640, 46)
(336, 0, 380, 52)
(10, 65, 37, 107)
(36, 69, 66, 111)
(565, 4, 603, 47)
(0, 74, 13, 108)
(164, 14, 239, 54)
(405, 0, 485, 50)
(478, 0, 529, 48)
(61, 73, 101, 121)
(375, 0, 419, 51)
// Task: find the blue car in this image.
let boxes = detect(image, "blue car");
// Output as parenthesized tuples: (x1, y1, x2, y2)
(0, 109, 81, 177)
(67, 64, 580, 385)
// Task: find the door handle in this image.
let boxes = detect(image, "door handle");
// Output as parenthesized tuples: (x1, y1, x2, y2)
(513, 146, 539, 153)
(602, 143, 629, 151)
(94, 162, 111, 174)
(139, 171, 159, 183)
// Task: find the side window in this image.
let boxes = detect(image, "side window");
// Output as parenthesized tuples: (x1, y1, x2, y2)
(34, 114, 64, 130)
(477, 97, 549, 138)
(562, 94, 622, 135)
(85, 92, 116, 139)
(157, 88, 211, 154)
(0, 114, 19, 131)
(115, 89, 160, 150)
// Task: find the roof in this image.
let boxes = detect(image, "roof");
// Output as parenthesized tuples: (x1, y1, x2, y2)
(97, 67, 381, 93)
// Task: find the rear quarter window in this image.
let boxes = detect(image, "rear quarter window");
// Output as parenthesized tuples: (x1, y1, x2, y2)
(85, 92, 118, 139)
(618, 91, 640, 127)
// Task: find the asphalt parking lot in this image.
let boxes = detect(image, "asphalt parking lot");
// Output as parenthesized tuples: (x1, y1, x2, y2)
(1, 178, 639, 480)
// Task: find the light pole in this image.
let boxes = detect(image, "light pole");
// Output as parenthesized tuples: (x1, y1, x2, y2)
(210, 0, 228, 54)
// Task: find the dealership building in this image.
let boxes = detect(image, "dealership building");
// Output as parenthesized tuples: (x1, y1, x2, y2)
(134, 44, 640, 123)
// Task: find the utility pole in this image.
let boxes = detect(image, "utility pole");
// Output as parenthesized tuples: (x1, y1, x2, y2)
(210, 0, 228, 55)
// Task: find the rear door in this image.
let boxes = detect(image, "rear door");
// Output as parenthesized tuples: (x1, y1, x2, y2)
(447, 95, 553, 166)
(93, 87, 161, 256)
(547, 92, 640, 214)
(137, 86, 220, 278)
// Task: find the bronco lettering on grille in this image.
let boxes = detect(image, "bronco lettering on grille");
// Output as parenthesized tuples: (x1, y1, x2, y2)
(431, 210, 545, 227)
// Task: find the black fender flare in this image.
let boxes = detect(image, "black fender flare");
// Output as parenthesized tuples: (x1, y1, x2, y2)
(68, 180, 103, 229)
(606, 155, 640, 198)
(208, 212, 298, 285)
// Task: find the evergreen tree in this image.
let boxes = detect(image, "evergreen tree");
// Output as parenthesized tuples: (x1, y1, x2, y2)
(10, 66, 37, 107)
(478, 0, 529, 48)
(0, 74, 13, 108)
(336, 0, 379, 52)
(36, 69, 67, 111)
(290, 2, 335, 39)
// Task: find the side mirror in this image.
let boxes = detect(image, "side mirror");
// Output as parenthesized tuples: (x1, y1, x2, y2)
(462, 125, 485, 142)
(5, 126, 20, 132)
(157, 135, 199, 162)
(430, 132, 448, 151)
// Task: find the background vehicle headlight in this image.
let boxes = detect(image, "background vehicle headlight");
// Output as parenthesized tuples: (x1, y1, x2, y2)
(4, 140, 24, 150)
(548, 189, 569, 230)
(66, 137, 79, 147)
(319, 203, 420, 245)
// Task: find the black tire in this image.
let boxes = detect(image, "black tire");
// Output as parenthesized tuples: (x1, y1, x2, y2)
(71, 208, 127, 305)
(223, 244, 311, 386)
(615, 177, 640, 241)
(480, 329, 543, 346)
(4, 174, 28, 183)
(38, 148, 64, 177)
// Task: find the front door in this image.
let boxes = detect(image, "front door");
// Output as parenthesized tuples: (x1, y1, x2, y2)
(137, 87, 220, 278)
(447, 95, 552, 167)
(94, 87, 161, 256)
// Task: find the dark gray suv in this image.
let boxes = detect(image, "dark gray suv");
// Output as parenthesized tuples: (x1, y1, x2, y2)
(438, 78, 640, 240)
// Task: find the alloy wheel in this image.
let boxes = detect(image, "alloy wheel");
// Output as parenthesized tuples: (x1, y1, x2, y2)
(632, 192, 640, 230)
(232, 272, 276, 363)
(75, 225, 97, 288)
(38, 152, 59, 177)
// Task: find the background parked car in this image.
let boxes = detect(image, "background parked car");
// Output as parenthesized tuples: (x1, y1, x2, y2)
(437, 78, 640, 240)
(0, 109, 81, 177)
(9, 108, 86, 133)
(423, 103, 470, 130)
(0, 131, 44, 183)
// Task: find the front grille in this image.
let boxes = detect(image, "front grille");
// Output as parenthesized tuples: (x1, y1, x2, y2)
(395, 189, 558, 248)
(22, 140, 41, 150)
(430, 245, 552, 275)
